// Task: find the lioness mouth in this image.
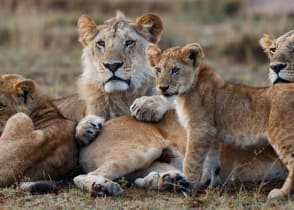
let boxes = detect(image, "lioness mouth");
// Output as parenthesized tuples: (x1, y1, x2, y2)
(163, 92, 178, 97)
(105, 76, 131, 85)
(274, 77, 291, 84)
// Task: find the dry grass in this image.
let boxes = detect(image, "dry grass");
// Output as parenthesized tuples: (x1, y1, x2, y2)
(0, 182, 294, 209)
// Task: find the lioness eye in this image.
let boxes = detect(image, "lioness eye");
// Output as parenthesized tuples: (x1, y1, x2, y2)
(171, 67, 180, 75)
(155, 67, 161, 74)
(125, 40, 135, 47)
(96, 40, 105, 48)
(270, 47, 276, 53)
(0, 104, 5, 111)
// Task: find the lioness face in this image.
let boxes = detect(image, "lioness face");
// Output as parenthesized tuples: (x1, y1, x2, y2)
(146, 43, 204, 97)
(0, 74, 37, 134)
(78, 12, 163, 93)
(260, 30, 294, 84)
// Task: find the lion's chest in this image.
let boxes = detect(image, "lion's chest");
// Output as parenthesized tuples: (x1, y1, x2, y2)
(175, 99, 189, 129)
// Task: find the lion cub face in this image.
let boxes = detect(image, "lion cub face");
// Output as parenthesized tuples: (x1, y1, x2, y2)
(145, 43, 204, 97)
(260, 30, 294, 84)
(0, 74, 38, 134)
(77, 12, 163, 93)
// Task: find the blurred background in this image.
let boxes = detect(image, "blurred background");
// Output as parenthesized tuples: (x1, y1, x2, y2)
(0, 0, 293, 98)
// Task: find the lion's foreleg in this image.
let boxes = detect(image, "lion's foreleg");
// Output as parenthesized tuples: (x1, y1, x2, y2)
(183, 125, 216, 192)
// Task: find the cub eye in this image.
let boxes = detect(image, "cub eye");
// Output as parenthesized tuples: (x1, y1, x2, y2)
(0, 104, 6, 111)
(96, 40, 105, 48)
(155, 67, 161, 74)
(125, 40, 136, 47)
(171, 67, 180, 75)
(270, 47, 276, 54)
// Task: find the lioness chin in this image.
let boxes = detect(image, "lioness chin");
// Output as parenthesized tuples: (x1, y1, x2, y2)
(146, 42, 294, 200)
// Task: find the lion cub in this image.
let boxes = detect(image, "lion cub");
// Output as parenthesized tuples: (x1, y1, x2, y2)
(146, 42, 294, 200)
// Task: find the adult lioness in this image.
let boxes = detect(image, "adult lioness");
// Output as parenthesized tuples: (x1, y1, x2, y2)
(0, 74, 78, 188)
(74, 31, 294, 197)
(70, 12, 171, 146)
(146, 42, 294, 200)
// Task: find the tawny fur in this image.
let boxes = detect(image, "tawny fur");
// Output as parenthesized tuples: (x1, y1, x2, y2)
(72, 25, 292, 196)
(146, 42, 294, 200)
(0, 74, 78, 186)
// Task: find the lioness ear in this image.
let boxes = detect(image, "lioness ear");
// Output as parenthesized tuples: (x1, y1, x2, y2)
(14, 79, 36, 104)
(78, 15, 97, 47)
(259, 34, 273, 50)
(181, 43, 204, 67)
(135, 13, 163, 43)
(145, 44, 161, 68)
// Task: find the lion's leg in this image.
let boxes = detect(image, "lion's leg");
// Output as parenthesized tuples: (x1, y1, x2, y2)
(133, 161, 192, 193)
(74, 143, 164, 197)
(267, 133, 294, 200)
(200, 143, 221, 187)
(183, 127, 214, 192)
(265, 115, 294, 200)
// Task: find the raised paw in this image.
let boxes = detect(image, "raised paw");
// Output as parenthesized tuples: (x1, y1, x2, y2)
(75, 115, 105, 147)
(267, 188, 286, 200)
(135, 171, 192, 193)
(74, 174, 123, 197)
(130, 96, 170, 122)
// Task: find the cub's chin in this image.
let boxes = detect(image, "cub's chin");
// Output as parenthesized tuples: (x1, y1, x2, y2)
(104, 81, 130, 93)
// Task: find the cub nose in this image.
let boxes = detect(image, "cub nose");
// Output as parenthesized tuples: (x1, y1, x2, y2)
(159, 86, 169, 93)
(270, 63, 287, 73)
(103, 62, 124, 73)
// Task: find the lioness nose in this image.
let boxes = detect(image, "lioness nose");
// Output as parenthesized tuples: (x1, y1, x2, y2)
(270, 63, 287, 73)
(159, 86, 169, 93)
(103, 62, 124, 72)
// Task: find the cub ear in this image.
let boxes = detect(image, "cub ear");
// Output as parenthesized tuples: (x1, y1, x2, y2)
(181, 43, 204, 67)
(145, 44, 161, 68)
(14, 79, 36, 104)
(259, 34, 273, 50)
(135, 13, 163, 43)
(78, 15, 97, 47)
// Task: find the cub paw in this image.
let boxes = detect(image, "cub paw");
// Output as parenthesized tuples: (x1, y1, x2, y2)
(267, 188, 286, 200)
(73, 174, 123, 197)
(130, 96, 169, 122)
(135, 171, 192, 193)
(75, 115, 105, 147)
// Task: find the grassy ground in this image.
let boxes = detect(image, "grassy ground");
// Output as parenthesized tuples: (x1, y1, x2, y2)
(1, 182, 294, 209)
